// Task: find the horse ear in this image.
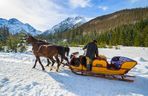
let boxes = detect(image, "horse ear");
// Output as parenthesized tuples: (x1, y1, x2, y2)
(25, 34, 30, 38)
(28, 35, 33, 38)
(28, 34, 31, 37)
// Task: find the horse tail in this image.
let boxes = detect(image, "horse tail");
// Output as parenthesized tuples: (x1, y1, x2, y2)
(66, 47, 70, 57)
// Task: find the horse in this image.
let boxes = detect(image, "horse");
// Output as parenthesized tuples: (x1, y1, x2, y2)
(38, 44, 70, 67)
(33, 39, 54, 66)
(40, 45, 70, 67)
(36, 38, 70, 65)
(34, 38, 70, 66)
(26, 36, 61, 71)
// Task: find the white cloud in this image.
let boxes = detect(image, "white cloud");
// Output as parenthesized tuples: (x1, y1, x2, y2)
(0, 0, 71, 31)
(69, 0, 91, 8)
(98, 6, 108, 11)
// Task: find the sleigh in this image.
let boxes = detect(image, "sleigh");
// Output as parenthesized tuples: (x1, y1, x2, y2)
(69, 52, 137, 82)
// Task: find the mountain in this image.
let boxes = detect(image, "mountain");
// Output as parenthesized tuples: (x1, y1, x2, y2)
(0, 18, 41, 36)
(53, 8, 148, 38)
(76, 7, 148, 34)
(43, 16, 86, 35)
(45, 7, 148, 47)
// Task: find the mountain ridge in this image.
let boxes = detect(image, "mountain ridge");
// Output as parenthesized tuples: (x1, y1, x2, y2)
(0, 18, 41, 36)
(42, 16, 86, 35)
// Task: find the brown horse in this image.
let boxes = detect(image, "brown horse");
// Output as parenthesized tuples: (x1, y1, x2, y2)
(34, 38, 70, 66)
(26, 36, 61, 71)
(32, 38, 55, 66)
(33, 38, 70, 66)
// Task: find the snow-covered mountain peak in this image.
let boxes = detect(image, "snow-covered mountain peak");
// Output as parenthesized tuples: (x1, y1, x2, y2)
(0, 18, 7, 25)
(0, 18, 41, 36)
(8, 18, 21, 24)
(43, 16, 86, 35)
(63, 16, 86, 25)
(0, 18, 7, 21)
(8, 18, 23, 25)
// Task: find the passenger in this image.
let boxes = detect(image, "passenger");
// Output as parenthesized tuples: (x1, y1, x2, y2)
(83, 40, 99, 71)
(111, 56, 132, 69)
(110, 56, 123, 69)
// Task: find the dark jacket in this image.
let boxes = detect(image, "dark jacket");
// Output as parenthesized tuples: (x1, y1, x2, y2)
(83, 42, 98, 60)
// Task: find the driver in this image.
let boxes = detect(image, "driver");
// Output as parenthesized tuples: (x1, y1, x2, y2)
(83, 40, 99, 71)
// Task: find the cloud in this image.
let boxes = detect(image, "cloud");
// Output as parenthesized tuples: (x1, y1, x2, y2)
(98, 6, 108, 11)
(0, 0, 72, 31)
(69, 0, 91, 8)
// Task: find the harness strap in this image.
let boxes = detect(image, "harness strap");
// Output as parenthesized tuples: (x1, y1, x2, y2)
(36, 45, 48, 53)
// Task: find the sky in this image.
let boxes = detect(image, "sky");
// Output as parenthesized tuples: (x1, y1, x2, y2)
(0, 0, 147, 31)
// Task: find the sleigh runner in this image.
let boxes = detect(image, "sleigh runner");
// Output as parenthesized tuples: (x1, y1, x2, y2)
(69, 52, 137, 82)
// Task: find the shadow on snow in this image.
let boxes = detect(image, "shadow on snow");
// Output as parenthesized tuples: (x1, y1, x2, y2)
(46, 70, 148, 96)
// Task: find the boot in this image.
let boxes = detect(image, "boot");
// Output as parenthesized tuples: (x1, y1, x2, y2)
(87, 64, 91, 71)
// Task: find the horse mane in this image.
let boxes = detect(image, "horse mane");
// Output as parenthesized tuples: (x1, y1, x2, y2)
(28, 35, 38, 42)
(29, 36, 49, 45)
(37, 40, 49, 44)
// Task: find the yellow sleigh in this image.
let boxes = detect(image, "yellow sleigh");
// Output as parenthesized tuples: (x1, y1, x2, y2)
(69, 52, 137, 82)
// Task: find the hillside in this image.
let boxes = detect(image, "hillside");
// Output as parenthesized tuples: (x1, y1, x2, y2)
(79, 7, 148, 34)
(47, 8, 148, 47)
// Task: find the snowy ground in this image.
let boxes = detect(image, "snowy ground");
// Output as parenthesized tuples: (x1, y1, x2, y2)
(0, 47, 148, 96)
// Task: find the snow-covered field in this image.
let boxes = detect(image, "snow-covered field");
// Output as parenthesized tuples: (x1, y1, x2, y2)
(0, 47, 148, 96)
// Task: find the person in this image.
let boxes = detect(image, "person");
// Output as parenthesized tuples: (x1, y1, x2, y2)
(83, 40, 99, 71)
(110, 56, 132, 69)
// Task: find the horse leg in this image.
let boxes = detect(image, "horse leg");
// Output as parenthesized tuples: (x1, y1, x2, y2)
(49, 57, 55, 71)
(63, 56, 69, 66)
(55, 56, 60, 72)
(32, 58, 38, 68)
(59, 55, 69, 67)
(50, 60, 55, 71)
(61, 57, 63, 63)
(61, 57, 65, 67)
(46, 59, 51, 66)
(37, 56, 45, 71)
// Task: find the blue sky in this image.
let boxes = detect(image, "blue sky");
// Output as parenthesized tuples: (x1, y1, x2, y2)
(0, 0, 147, 31)
(58, 0, 148, 17)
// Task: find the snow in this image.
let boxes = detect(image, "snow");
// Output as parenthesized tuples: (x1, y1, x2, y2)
(0, 47, 148, 96)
